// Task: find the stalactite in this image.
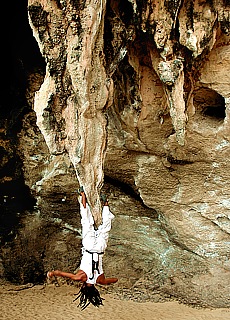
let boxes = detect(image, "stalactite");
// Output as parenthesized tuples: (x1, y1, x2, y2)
(28, 0, 109, 227)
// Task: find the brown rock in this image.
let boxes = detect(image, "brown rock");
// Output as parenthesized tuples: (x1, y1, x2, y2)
(1, 0, 230, 308)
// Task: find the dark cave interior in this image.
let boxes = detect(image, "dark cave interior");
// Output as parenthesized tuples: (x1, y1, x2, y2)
(0, 1, 45, 244)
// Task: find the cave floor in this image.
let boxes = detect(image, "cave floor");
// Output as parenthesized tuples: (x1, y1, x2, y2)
(0, 284, 229, 320)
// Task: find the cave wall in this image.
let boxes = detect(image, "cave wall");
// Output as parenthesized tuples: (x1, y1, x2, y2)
(0, 0, 230, 308)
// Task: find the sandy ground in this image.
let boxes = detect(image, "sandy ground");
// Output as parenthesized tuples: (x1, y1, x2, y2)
(1, 284, 230, 320)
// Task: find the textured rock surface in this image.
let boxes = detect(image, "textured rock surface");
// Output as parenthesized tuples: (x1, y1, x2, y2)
(1, 0, 230, 308)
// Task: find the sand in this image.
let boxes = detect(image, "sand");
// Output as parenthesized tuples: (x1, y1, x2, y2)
(1, 284, 230, 320)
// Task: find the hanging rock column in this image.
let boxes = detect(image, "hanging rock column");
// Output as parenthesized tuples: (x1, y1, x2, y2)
(28, 0, 110, 226)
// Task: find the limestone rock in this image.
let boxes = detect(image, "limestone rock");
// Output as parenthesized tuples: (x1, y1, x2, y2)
(1, 0, 230, 308)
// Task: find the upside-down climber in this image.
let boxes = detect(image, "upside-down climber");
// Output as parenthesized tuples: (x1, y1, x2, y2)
(47, 187, 118, 310)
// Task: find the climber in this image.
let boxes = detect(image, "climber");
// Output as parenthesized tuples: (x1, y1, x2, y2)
(47, 187, 118, 310)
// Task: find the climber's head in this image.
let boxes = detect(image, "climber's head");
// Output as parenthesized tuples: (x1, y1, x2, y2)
(74, 282, 104, 310)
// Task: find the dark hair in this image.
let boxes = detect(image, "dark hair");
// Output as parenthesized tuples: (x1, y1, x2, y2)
(73, 283, 104, 310)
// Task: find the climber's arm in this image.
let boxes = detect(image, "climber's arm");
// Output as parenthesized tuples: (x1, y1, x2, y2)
(96, 273, 118, 285)
(47, 269, 87, 282)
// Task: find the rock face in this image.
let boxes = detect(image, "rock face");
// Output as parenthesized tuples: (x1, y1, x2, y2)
(1, 0, 230, 308)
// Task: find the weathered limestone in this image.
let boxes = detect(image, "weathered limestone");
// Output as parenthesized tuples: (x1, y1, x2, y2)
(179, 0, 217, 57)
(149, 50, 186, 146)
(2, 0, 230, 308)
(28, 0, 111, 226)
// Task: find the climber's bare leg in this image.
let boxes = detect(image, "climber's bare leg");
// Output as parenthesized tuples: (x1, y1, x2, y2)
(80, 191, 87, 208)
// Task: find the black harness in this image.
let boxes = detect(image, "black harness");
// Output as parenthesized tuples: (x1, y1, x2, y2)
(85, 249, 104, 280)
